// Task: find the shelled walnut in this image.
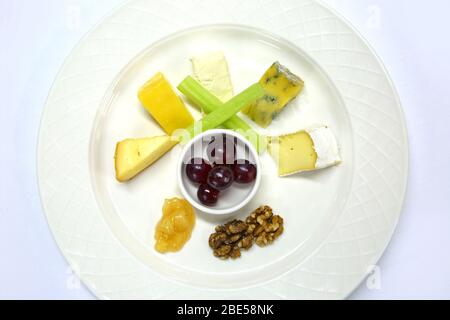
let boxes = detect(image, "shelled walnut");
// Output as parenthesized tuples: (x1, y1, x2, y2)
(208, 206, 284, 260)
(246, 206, 284, 247)
(209, 220, 253, 260)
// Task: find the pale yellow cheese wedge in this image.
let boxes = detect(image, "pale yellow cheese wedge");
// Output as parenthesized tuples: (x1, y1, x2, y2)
(191, 52, 234, 102)
(268, 126, 341, 177)
(115, 136, 178, 182)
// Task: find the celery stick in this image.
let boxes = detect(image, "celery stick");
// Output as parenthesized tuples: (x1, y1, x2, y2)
(178, 76, 222, 113)
(183, 83, 264, 139)
(178, 76, 266, 152)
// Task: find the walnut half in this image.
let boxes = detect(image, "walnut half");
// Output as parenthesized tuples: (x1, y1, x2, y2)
(209, 206, 284, 260)
(209, 219, 249, 260)
(247, 206, 284, 248)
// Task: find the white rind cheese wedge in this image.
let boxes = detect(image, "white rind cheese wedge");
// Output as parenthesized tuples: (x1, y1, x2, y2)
(307, 126, 342, 170)
(115, 136, 178, 182)
(191, 52, 234, 102)
(268, 125, 341, 177)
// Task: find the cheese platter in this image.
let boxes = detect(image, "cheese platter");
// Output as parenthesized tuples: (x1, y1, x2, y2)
(37, 1, 408, 300)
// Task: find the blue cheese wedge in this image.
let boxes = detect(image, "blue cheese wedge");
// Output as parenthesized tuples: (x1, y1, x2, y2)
(191, 52, 234, 102)
(268, 126, 341, 176)
(243, 62, 304, 128)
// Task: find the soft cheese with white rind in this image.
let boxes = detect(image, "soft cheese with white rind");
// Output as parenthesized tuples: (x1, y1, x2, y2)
(306, 126, 342, 170)
(191, 52, 234, 103)
(268, 125, 341, 177)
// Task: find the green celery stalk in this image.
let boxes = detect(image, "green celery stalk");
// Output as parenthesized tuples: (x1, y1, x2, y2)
(178, 76, 224, 113)
(181, 82, 265, 141)
(178, 76, 266, 153)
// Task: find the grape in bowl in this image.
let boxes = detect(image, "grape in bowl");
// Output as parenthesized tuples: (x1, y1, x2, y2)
(178, 129, 261, 216)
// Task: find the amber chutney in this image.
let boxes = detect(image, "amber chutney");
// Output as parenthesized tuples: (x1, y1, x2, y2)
(154, 198, 196, 253)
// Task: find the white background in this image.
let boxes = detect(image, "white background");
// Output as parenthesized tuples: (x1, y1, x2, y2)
(0, 0, 449, 299)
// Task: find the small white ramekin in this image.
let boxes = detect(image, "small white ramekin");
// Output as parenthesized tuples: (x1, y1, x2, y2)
(177, 129, 261, 216)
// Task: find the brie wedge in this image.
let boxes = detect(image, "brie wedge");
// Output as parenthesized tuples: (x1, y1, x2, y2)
(191, 52, 234, 102)
(115, 136, 178, 182)
(268, 126, 341, 177)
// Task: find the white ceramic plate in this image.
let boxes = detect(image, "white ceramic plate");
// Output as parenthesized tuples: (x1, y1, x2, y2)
(38, 0, 408, 300)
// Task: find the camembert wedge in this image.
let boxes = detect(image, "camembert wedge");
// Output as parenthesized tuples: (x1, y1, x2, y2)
(115, 136, 178, 182)
(191, 52, 234, 103)
(243, 62, 304, 128)
(138, 73, 194, 135)
(268, 126, 341, 177)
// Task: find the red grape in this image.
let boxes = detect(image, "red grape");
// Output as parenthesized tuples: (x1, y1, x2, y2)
(197, 184, 220, 206)
(206, 134, 236, 166)
(186, 158, 212, 184)
(207, 166, 234, 191)
(233, 160, 257, 184)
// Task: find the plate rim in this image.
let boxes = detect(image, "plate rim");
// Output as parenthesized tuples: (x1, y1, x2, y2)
(317, 0, 409, 298)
